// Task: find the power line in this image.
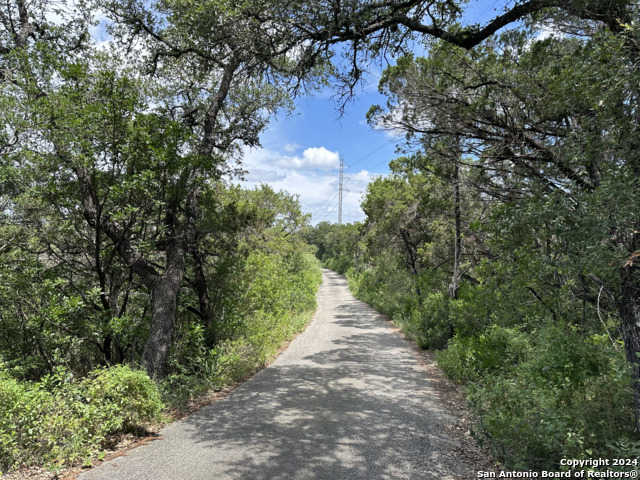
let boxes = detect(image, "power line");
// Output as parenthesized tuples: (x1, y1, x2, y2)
(345, 140, 395, 172)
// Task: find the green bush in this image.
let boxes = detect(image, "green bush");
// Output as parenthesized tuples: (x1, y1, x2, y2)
(208, 308, 316, 390)
(349, 261, 414, 319)
(209, 338, 259, 387)
(325, 255, 354, 275)
(0, 372, 28, 471)
(224, 250, 319, 376)
(0, 365, 163, 472)
(467, 326, 634, 470)
(436, 325, 531, 383)
(410, 292, 451, 349)
(82, 365, 163, 430)
(168, 322, 210, 378)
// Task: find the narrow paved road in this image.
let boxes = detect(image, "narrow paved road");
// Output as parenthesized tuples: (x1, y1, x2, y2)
(81, 270, 472, 480)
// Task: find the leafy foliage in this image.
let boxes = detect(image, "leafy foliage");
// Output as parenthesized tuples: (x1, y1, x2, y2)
(0, 365, 163, 472)
(467, 328, 633, 470)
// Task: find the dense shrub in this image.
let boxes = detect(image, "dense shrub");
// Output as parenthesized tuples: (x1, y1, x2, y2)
(348, 261, 414, 319)
(434, 321, 634, 469)
(0, 372, 29, 471)
(82, 366, 164, 430)
(0, 365, 163, 472)
(209, 338, 260, 387)
(406, 292, 451, 349)
(436, 325, 531, 383)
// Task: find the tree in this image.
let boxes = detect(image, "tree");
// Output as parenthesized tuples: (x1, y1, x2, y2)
(212, 0, 636, 102)
(85, 0, 339, 376)
(3, 0, 323, 377)
(368, 19, 640, 428)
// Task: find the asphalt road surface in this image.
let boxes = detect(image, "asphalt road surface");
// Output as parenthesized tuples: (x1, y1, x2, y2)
(80, 269, 472, 480)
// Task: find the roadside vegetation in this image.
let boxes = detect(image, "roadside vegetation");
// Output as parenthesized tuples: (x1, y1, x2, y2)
(0, 181, 321, 472)
(2, 0, 640, 474)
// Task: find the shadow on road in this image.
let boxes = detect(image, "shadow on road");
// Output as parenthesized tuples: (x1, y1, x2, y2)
(80, 269, 470, 480)
(178, 273, 466, 479)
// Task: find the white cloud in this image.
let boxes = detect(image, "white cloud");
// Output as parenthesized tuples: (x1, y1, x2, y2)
(283, 143, 300, 153)
(275, 146, 340, 170)
(303, 146, 340, 168)
(239, 146, 375, 224)
(352, 169, 370, 182)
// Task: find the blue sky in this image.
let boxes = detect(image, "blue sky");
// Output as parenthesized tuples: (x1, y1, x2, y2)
(241, 78, 400, 225)
(242, 0, 510, 224)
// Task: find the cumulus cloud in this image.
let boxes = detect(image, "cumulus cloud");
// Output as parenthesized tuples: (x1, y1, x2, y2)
(275, 146, 340, 170)
(351, 169, 371, 183)
(240, 146, 374, 224)
(303, 147, 339, 168)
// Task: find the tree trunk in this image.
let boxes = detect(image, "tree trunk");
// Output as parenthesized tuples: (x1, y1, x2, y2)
(192, 247, 214, 331)
(619, 237, 640, 431)
(449, 161, 462, 300)
(400, 228, 422, 297)
(142, 242, 185, 378)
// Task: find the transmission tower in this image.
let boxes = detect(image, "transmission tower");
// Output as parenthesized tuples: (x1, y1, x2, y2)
(338, 156, 344, 224)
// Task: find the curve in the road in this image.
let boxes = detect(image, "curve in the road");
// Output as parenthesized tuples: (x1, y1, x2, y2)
(80, 269, 473, 480)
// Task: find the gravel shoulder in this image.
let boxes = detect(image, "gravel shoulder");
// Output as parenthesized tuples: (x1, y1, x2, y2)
(78, 269, 487, 480)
